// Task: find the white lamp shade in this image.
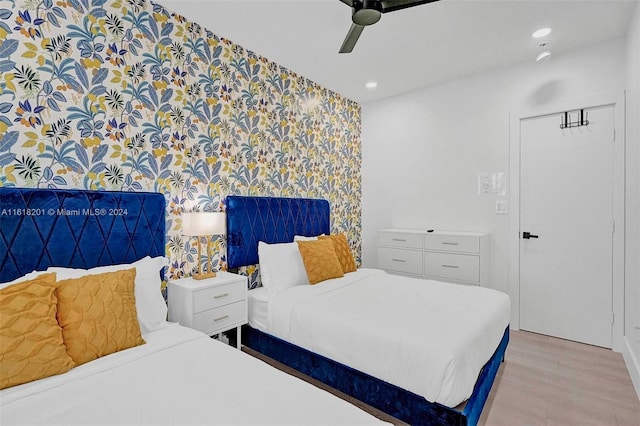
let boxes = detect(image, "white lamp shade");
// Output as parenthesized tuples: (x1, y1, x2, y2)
(182, 212, 226, 236)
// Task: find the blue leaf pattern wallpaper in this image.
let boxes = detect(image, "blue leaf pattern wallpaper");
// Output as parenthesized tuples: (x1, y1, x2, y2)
(0, 0, 362, 287)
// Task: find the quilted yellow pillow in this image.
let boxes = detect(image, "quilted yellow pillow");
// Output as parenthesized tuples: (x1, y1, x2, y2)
(296, 239, 344, 284)
(56, 268, 144, 366)
(0, 273, 75, 390)
(319, 234, 357, 273)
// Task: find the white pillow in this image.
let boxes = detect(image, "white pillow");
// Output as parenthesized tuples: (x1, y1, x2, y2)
(0, 270, 49, 289)
(293, 234, 324, 241)
(48, 256, 169, 334)
(258, 241, 309, 294)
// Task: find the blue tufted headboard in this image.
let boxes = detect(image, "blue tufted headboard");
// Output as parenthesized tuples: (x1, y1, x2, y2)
(0, 188, 165, 283)
(226, 196, 330, 269)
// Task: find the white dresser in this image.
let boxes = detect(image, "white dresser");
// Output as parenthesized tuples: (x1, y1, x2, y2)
(378, 229, 490, 286)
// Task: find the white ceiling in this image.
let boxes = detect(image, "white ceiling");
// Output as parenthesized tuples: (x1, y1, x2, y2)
(157, 0, 637, 104)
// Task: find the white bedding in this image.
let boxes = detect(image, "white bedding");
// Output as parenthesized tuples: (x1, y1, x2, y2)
(265, 268, 511, 408)
(248, 286, 271, 331)
(0, 323, 387, 426)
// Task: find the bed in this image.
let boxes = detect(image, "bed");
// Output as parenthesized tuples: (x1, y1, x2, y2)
(0, 188, 388, 426)
(226, 195, 511, 426)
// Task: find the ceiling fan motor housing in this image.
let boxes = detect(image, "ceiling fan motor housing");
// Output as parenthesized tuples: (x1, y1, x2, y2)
(352, 0, 382, 26)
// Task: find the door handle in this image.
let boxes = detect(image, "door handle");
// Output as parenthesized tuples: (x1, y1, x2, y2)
(522, 232, 539, 239)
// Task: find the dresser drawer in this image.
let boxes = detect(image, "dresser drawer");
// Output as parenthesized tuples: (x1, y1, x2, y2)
(378, 231, 423, 249)
(424, 252, 479, 283)
(193, 301, 246, 335)
(378, 247, 423, 275)
(193, 281, 245, 313)
(425, 234, 479, 253)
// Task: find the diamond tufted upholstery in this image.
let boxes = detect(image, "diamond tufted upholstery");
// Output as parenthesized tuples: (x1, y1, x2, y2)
(0, 188, 165, 283)
(226, 196, 330, 269)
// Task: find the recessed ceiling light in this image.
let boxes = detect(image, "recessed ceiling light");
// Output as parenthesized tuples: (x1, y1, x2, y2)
(365, 81, 378, 89)
(536, 51, 551, 63)
(532, 28, 551, 39)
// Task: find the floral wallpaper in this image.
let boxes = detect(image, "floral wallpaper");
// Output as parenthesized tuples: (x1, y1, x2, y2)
(0, 0, 361, 287)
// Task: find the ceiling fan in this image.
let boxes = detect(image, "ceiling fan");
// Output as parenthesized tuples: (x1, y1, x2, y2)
(338, 0, 440, 53)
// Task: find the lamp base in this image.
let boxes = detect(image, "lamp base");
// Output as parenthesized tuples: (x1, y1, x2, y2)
(192, 271, 217, 280)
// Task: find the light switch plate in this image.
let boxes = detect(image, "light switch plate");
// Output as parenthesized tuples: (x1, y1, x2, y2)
(496, 200, 508, 214)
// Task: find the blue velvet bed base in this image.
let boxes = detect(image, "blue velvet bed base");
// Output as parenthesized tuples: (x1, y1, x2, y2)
(0, 188, 165, 283)
(226, 195, 330, 269)
(244, 326, 509, 426)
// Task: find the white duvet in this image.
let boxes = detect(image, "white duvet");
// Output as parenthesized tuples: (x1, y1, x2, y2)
(267, 269, 511, 408)
(0, 323, 386, 426)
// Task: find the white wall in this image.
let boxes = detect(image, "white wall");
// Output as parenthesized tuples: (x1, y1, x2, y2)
(624, 1, 640, 396)
(361, 38, 626, 301)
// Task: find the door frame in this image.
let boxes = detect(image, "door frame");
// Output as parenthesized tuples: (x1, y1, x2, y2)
(509, 91, 626, 351)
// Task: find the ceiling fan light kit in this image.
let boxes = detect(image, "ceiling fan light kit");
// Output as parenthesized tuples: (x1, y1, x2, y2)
(352, 0, 383, 26)
(338, 0, 440, 53)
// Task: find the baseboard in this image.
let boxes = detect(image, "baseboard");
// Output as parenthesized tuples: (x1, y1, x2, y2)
(622, 335, 640, 401)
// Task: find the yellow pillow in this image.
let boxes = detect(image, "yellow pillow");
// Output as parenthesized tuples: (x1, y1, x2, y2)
(56, 268, 145, 366)
(319, 234, 357, 273)
(296, 239, 344, 284)
(0, 273, 75, 390)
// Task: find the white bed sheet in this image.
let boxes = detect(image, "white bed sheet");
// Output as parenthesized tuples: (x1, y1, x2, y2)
(0, 323, 387, 426)
(265, 268, 511, 408)
(248, 286, 271, 331)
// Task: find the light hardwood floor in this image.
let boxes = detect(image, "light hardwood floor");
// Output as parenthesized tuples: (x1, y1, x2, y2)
(244, 330, 640, 426)
(479, 330, 639, 426)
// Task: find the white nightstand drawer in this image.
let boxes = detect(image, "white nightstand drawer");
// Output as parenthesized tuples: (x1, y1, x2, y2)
(193, 281, 245, 313)
(379, 231, 423, 249)
(378, 247, 423, 275)
(425, 234, 479, 253)
(193, 301, 246, 335)
(424, 252, 479, 283)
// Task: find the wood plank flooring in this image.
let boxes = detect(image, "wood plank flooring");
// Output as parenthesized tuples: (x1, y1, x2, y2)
(244, 329, 640, 426)
(479, 330, 639, 426)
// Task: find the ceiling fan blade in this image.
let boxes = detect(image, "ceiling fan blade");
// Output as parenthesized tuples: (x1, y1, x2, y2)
(381, 0, 439, 13)
(339, 0, 354, 6)
(339, 23, 365, 53)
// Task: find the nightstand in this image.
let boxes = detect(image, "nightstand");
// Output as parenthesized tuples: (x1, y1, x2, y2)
(167, 271, 248, 349)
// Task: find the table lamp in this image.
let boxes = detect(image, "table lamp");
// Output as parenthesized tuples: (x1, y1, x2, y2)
(182, 211, 226, 280)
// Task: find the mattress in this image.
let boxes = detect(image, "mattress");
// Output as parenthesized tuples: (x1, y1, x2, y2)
(0, 323, 387, 425)
(248, 286, 271, 331)
(263, 268, 511, 408)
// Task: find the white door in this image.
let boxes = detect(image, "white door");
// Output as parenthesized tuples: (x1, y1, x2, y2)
(519, 105, 614, 348)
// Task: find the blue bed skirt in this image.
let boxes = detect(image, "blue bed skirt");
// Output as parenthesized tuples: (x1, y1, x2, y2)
(243, 326, 509, 426)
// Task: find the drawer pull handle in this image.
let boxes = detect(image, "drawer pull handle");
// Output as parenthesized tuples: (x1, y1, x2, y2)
(442, 264, 459, 269)
(214, 293, 229, 299)
(214, 315, 229, 322)
(392, 238, 407, 242)
(442, 242, 459, 246)
(392, 259, 406, 263)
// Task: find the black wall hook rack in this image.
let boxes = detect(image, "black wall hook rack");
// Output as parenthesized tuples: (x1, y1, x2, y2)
(560, 109, 589, 129)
